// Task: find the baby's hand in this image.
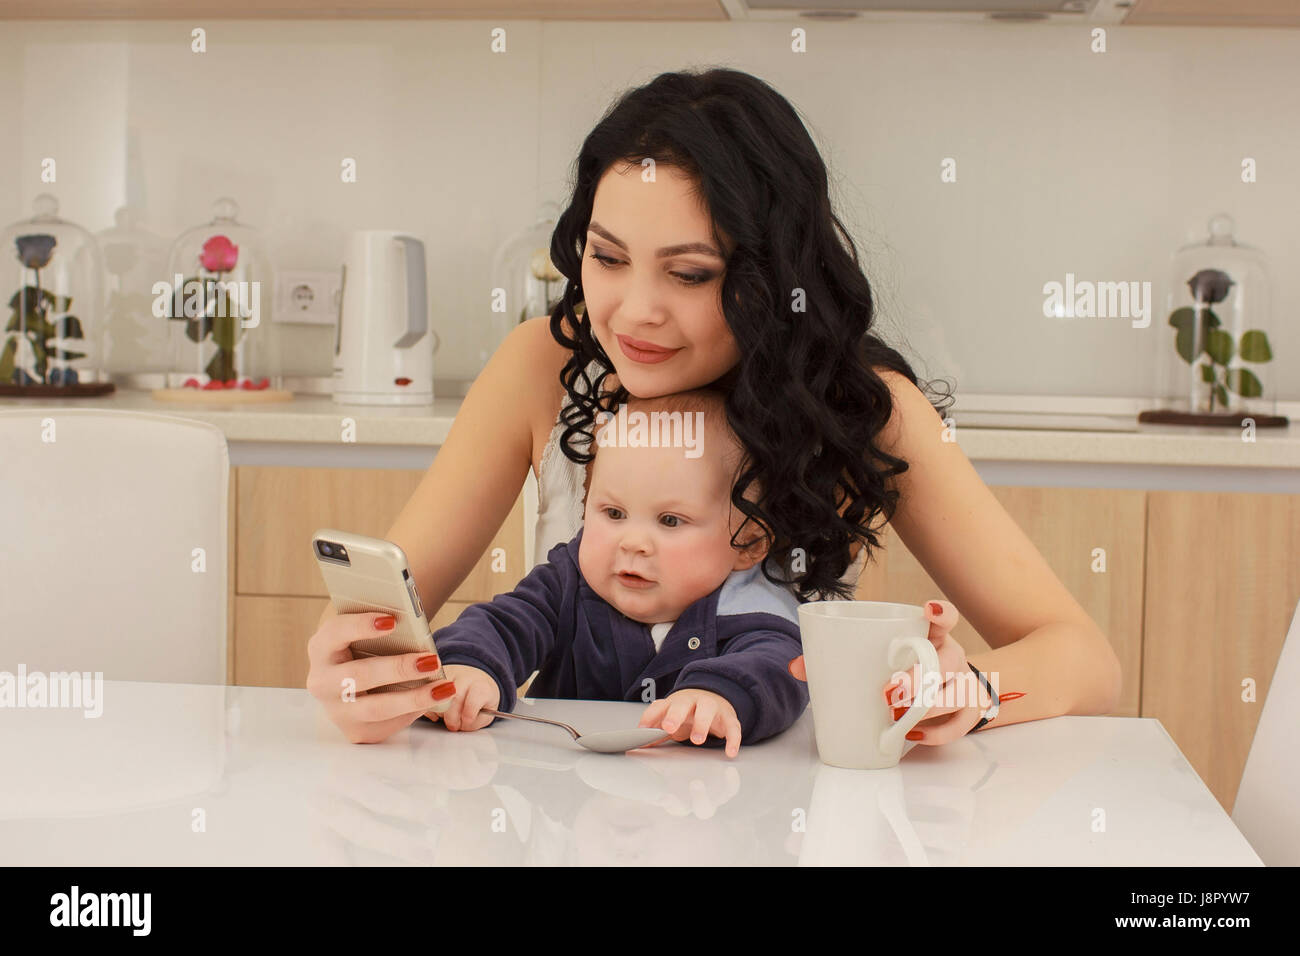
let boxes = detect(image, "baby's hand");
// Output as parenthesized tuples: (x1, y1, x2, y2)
(637, 689, 742, 758)
(428, 664, 501, 733)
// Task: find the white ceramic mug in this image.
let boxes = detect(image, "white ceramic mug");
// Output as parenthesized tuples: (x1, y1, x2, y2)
(797, 601, 941, 770)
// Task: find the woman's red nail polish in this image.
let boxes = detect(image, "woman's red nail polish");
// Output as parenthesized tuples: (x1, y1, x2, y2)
(928, 602, 943, 615)
(415, 654, 441, 672)
(884, 682, 902, 705)
(431, 683, 456, 700)
(374, 615, 396, 631)
(892, 706, 907, 721)
(905, 730, 924, 741)
(999, 691, 1026, 702)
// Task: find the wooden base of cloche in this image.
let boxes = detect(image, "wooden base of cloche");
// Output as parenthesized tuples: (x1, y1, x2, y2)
(1137, 409, 1288, 427)
(0, 382, 116, 397)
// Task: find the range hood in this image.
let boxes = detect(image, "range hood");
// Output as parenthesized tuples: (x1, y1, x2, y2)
(723, 0, 1132, 23)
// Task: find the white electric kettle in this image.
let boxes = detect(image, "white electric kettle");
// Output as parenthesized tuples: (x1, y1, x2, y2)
(334, 229, 436, 405)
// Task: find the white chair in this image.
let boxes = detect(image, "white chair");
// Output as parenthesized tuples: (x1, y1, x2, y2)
(0, 408, 228, 684)
(1231, 597, 1300, 866)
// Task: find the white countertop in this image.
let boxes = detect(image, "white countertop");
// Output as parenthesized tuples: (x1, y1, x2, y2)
(4, 389, 1297, 491)
(3, 388, 1297, 466)
(0, 681, 1262, 866)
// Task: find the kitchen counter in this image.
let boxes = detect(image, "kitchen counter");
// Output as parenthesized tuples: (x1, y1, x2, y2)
(2, 388, 1297, 492)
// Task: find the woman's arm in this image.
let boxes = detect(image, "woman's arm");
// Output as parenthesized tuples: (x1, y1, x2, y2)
(379, 318, 554, 620)
(875, 369, 1123, 728)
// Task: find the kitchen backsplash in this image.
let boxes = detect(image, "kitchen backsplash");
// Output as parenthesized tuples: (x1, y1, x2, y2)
(2, 18, 1297, 398)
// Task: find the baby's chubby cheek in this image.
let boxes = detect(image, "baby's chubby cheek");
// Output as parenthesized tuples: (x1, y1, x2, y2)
(577, 536, 602, 591)
(578, 533, 620, 606)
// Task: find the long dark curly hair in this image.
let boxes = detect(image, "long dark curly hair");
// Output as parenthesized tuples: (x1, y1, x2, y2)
(546, 67, 955, 601)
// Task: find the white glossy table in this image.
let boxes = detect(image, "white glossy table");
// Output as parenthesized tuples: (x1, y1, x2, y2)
(0, 681, 1262, 866)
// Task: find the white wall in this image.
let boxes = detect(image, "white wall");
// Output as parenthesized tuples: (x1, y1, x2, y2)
(3, 17, 1297, 398)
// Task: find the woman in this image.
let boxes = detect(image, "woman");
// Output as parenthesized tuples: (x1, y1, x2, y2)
(306, 68, 1122, 747)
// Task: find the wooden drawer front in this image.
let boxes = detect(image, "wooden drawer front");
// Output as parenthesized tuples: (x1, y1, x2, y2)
(234, 595, 470, 688)
(236, 465, 525, 602)
(1143, 491, 1300, 812)
(857, 486, 1145, 717)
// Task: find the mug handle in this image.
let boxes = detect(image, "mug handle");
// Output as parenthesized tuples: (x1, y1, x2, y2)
(877, 635, 941, 755)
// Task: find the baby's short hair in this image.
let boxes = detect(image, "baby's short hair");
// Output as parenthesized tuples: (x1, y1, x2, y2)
(581, 385, 740, 501)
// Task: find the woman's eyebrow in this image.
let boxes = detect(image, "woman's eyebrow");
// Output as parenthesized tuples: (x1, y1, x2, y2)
(588, 221, 722, 259)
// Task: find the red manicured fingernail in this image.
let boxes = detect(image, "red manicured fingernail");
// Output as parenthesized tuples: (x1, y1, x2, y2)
(892, 706, 907, 721)
(884, 682, 902, 705)
(905, 730, 924, 741)
(415, 654, 440, 672)
(374, 615, 396, 631)
(430, 683, 456, 700)
(928, 602, 943, 615)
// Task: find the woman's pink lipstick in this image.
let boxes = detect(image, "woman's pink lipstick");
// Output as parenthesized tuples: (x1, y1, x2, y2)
(617, 335, 680, 365)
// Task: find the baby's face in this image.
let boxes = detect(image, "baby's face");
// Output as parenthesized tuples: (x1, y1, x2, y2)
(579, 437, 757, 624)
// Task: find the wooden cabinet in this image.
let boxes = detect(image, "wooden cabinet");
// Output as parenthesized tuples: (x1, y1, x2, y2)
(857, 486, 1146, 717)
(231, 465, 524, 689)
(1141, 492, 1300, 813)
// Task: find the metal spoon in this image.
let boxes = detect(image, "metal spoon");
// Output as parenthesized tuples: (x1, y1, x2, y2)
(481, 708, 672, 753)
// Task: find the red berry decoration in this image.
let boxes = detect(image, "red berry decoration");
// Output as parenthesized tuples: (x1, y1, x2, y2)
(255, 377, 269, 390)
(223, 379, 237, 389)
(240, 379, 255, 389)
(183, 377, 200, 388)
(202, 380, 224, 390)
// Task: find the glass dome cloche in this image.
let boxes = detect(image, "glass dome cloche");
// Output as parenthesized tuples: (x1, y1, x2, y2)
(0, 194, 113, 396)
(1140, 214, 1286, 428)
(98, 205, 172, 383)
(154, 196, 289, 403)
(485, 200, 569, 376)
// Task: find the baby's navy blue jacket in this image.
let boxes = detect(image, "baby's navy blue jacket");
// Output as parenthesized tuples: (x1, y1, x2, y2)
(431, 527, 810, 745)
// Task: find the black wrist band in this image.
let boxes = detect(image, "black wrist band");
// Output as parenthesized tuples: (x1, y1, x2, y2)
(968, 661, 998, 731)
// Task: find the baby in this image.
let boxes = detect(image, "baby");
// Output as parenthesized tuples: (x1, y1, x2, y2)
(428, 386, 808, 756)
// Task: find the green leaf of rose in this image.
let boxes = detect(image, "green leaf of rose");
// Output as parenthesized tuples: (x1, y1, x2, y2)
(7, 286, 58, 312)
(211, 312, 239, 352)
(1239, 330, 1272, 362)
(1200, 362, 1216, 383)
(1225, 367, 1263, 398)
(1205, 328, 1234, 365)
(0, 336, 15, 381)
(53, 314, 84, 339)
(1212, 383, 1229, 408)
(1170, 308, 1197, 363)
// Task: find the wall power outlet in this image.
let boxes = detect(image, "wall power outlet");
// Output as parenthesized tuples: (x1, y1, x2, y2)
(275, 269, 342, 327)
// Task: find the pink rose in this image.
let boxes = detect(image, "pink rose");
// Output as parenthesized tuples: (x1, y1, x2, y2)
(200, 235, 239, 273)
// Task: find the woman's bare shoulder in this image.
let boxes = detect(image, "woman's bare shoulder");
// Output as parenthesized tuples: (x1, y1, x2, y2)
(870, 366, 934, 459)
(517, 314, 569, 402)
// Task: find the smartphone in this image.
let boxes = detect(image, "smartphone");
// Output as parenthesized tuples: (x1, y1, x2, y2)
(311, 528, 449, 698)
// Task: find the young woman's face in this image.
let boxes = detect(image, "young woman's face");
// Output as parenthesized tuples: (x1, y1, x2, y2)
(581, 162, 740, 398)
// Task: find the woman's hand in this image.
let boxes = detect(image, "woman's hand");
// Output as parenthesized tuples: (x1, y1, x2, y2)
(884, 600, 986, 745)
(306, 611, 458, 745)
(787, 599, 987, 746)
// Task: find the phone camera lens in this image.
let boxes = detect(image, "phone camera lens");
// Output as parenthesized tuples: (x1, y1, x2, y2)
(320, 542, 332, 555)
